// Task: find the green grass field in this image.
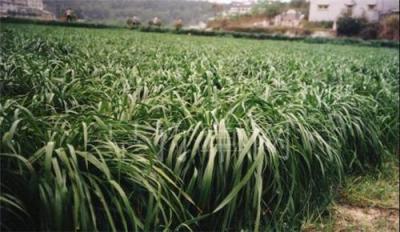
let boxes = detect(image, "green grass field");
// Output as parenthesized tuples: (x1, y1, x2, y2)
(0, 23, 399, 231)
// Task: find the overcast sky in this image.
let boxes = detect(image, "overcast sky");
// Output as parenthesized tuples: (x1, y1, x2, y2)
(205, 0, 255, 3)
(200, 0, 290, 3)
(207, 0, 246, 2)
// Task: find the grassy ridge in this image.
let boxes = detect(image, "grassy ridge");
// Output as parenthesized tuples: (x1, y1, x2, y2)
(0, 23, 399, 231)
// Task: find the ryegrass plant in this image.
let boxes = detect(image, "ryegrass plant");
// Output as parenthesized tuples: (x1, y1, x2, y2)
(0, 23, 399, 231)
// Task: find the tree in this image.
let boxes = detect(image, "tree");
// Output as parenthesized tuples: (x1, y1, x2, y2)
(252, 0, 286, 18)
(336, 16, 366, 36)
(212, 3, 224, 17)
(380, 14, 399, 40)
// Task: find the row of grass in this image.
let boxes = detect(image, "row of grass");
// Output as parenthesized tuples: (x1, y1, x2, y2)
(0, 23, 399, 231)
(1, 17, 399, 49)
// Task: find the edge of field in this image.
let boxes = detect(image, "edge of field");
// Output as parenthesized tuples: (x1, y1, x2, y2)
(1, 17, 399, 49)
(302, 155, 400, 231)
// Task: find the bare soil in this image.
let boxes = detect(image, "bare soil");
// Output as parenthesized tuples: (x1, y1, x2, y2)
(333, 204, 399, 232)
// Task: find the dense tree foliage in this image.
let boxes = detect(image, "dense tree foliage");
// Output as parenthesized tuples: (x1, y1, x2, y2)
(252, 0, 309, 18)
(337, 16, 366, 36)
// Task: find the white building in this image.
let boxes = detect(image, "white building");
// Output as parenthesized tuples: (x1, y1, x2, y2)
(222, 1, 256, 16)
(309, 0, 399, 22)
(27, 0, 43, 10)
(274, 9, 304, 27)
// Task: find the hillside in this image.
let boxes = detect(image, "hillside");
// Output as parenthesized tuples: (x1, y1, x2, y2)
(43, 0, 218, 25)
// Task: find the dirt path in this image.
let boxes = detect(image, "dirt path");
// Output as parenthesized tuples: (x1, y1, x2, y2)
(333, 204, 399, 231)
(302, 158, 399, 232)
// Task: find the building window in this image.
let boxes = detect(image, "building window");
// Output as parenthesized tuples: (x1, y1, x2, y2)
(318, 4, 329, 10)
(345, 4, 354, 15)
(368, 4, 376, 10)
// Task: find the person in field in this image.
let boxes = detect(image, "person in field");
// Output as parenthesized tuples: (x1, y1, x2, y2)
(65, 8, 73, 22)
(127, 16, 141, 29)
(132, 16, 141, 27)
(149, 17, 162, 27)
(174, 18, 183, 31)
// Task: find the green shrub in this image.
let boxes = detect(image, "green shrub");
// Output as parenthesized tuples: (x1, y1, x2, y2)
(253, 2, 285, 18)
(360, 23, 380, 40)
(303, 21, 334, 29)
(0, 17, 118, 29)
(126, 18, 133, 28)
(336, 16, 366, 36)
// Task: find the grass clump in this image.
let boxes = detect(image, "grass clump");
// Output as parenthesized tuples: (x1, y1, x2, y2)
(0, 23, 399, 231)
